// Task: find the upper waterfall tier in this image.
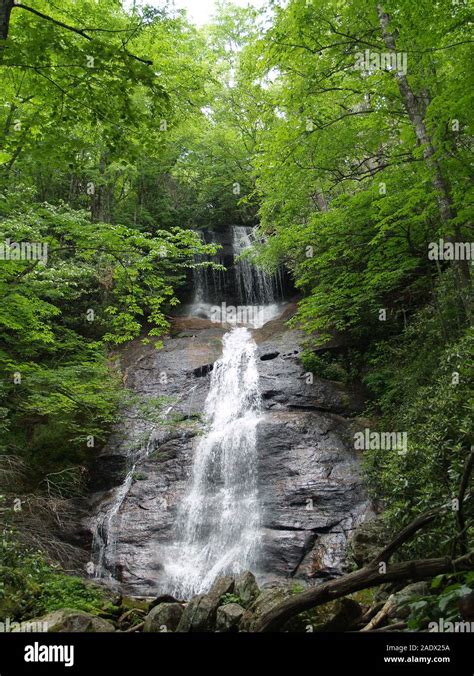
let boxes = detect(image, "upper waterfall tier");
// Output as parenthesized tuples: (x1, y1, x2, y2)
(232, 226, 283, 306)
(180, 226, 287, 326)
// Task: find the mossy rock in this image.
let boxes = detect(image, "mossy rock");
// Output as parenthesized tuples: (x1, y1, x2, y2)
(120, 596, 151, 612)
(31, 608, 116, 632)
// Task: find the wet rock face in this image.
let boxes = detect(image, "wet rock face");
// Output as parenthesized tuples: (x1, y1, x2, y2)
(84, 309, 372, 597)
(257, 410, 368, 581)
(253, 314, 371, 584)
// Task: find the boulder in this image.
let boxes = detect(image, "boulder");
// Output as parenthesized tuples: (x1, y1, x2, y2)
(240, 588, 291, 632)
(459, 590, 474, 621)
(143, 603, 183, 632)
(34, 609, 115, 632)
(120, 596, 150, 612)
(176, 594, 215, 632)
(177, 576, 235, 632)
(216, 603, 245, 632)
(235, 571, 260, 607)
(208, 575, 235, 600)
(350, 518, 386, 566)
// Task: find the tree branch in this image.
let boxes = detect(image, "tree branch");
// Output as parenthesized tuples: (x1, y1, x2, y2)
(370, 508, 440, 565)
(14, 3, 153, 65)
(15, 3, 93, 40)
(256, 480, 474, 632)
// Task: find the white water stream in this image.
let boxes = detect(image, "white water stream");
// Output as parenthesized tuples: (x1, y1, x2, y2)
(165, 327, 262, 598)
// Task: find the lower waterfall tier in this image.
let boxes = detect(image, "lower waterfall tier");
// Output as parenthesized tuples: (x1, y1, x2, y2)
(85, 305, 372, 597)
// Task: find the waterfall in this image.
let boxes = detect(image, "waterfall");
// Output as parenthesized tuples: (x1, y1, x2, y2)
(91, 467, 135, 581)
(233, 226, 282, 306)
(165, 327, 262, 599)
(91, 225, 283, 592)
(91, 399, 179, 582)
(191, 231, 209, 307)
(182, 226, 284, 326)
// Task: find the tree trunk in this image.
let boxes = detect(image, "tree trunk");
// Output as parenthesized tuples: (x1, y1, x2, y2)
(376, 4, 471, 292)
(0, 0, 14, 62)
(91, 153, 109, 222)
(0, 0, 14, 40)
(312, 188, 328, 212)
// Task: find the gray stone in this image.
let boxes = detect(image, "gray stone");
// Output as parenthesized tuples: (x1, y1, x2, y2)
(235, 571, 260, 606)
(286, 597, 362, 632)
(120, 596, 150, 611)
(143, 602, 183, 632)
(350, 518, 386, 566)
(176, 594, 216, 632)
(388, 582, 431, 620)
(216, 603, 245, 632)
(208, 575, 235, 601)
(240, 588, 291, 632)
(176, 577, 235, 632)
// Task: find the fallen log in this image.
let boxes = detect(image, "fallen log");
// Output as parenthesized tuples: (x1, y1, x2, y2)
(255, 551, 474, 632)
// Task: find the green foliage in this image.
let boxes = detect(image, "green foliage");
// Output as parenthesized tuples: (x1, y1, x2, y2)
(406, 572, 474, 630)
(364, 299, 473, 557)
(251, 0, 472, 341)
(290, 582, 305, 595)
(0, 0, 211, 229)
(0, 198, 211, 472)
(220, 592, 246, 608)
(248, 0, 473, 563)
(300, 350, 349, 383)
(0, 532, 112, 620)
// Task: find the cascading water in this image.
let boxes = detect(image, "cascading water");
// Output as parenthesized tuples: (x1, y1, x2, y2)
(181, 226, 284, 327)
(165, 327, 262, 599)
(91, 400, 180, 582)
(91, 429, 158, 582)
(92, 467, 135, 581)
(233, 226, 283, 306)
